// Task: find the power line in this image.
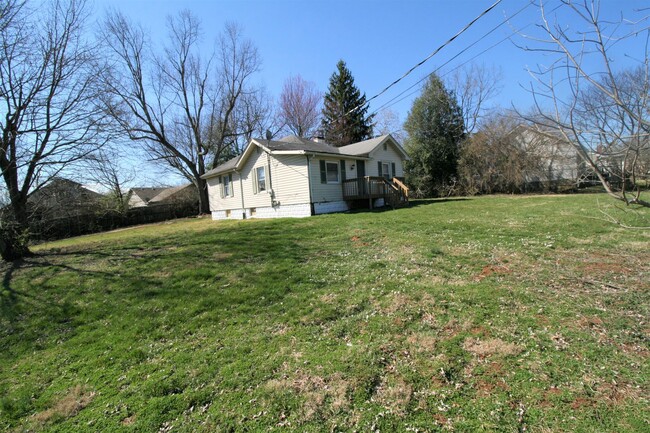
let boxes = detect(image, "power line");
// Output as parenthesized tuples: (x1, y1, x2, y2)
(347, 0, 504, 116)
(371, 1, 534, 115)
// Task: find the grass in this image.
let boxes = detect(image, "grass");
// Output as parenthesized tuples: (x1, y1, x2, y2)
(1, 194, 648, 432)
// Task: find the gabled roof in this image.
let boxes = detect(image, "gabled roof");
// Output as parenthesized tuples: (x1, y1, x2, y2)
(129, 187, 167, 203)
(202, 155, 241, 179)
(201, 134, 407, 179)
(148, 183, 196, 204)
(338, 135, 409, 159)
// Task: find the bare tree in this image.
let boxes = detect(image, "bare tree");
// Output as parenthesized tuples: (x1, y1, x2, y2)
(458, 113, 547, 195)
(0, 0, 107, 260)
(83, 150, 136, 214)
(101, 12, 264, 214)
(446, 63, 502, 134)
(519, 0, 650, 207)
(278, 75, 322, 138)
(374, 108, 405, 143)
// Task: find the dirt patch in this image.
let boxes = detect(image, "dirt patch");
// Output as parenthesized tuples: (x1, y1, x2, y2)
(463, 338, 522, 358)
(474, 265, 512, 282)
(266, 371, 350, 420)
(121, 414, 136, 425)
(213, 252, 233, 262)
(350, 235, 370, 247)
(373, 374, 412, 416)
(406, 332, 437, 352)
(32, 385, 95, 425)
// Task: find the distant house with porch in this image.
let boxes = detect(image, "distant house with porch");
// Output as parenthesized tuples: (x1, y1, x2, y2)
(202, 135, 409, 220)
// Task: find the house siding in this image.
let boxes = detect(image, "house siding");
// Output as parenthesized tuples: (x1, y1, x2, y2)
(268, 154, 311, 205)
(207, 172, 241, 212)
(309, 156, 355, 203)
(367, 142, 405, 178)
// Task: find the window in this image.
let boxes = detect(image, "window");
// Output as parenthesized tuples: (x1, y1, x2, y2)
(326, 162, 339, 183)
(382, 162, 390, 180)
(255, 166, 266, 193)
(319, 160, 340, 184)
(223, 173, 232, 197)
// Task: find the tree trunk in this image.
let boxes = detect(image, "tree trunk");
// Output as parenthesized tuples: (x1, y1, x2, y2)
(1, 200, 33, 261)
(197, 178, 210, 214)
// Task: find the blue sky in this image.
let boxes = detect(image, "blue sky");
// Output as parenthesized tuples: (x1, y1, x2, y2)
(90, 0, 648, 185)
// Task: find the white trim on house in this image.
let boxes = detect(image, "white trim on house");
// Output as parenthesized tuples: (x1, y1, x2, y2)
(203, 134, 408, 221)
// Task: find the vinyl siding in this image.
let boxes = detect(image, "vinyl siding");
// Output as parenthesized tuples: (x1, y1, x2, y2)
(367, 142, 405, 177)
(309, 157, 353, 203)
(268, 154, 310, 205)
(208, 146, 312, 212)
(240, 147, 274, 208)
(207, 172, 241, 211)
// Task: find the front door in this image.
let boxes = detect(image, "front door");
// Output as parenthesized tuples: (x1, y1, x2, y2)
(356, 160, 366, 195)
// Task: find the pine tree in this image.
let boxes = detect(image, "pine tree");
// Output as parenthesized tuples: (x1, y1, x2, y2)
(321, 60, 374, 146)
(404, 74, 465, 197)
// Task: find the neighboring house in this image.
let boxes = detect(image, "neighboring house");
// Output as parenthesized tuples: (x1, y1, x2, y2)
(127, 187, 167, 208)
(202, 134, 409, 220)
(128, 184, 198, 208)
(514, 126, 581, 186)
(27, 177, 105, 219)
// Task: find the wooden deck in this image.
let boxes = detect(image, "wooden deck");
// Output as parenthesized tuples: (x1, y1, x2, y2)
(342, 176, 409, 208)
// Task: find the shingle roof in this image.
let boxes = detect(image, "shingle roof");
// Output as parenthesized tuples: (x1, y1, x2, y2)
(202, 154, 241, 178)
(201, 134, 405, 179)
(264, 136, 341, 155)
(129, 187, 167, 203)
(338, 135, 388, 156)
(148, 183, 195, 204)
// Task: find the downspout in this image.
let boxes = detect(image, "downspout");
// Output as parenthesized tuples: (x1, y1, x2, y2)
(306, 154, 314, 215)
(266, 151, 277, 207)
(238, 170, 246, 219)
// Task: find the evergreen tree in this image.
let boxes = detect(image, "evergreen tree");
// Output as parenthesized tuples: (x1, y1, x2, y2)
(321, 60, 374, 146)
(404, 74, 465, 197)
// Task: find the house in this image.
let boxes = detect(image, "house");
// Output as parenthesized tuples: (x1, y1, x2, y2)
(27, 177, 105, 219)
(202, 134, 409, 220)
(127, 187, 167, 208)
(514, 126, 581, 187)
(128, 184, 198, 208)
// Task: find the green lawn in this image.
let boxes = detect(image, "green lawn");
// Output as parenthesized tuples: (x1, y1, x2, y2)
(1, 195, 648, 432)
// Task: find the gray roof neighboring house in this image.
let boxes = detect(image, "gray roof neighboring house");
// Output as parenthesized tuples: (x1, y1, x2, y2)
(202, 134, 405, 179)
(129, 187, 167, 204)
(128, 184, 197, 207)
(148, 184, 196, 204)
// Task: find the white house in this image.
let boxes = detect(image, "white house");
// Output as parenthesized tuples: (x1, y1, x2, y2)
(202, 134, 409, 220)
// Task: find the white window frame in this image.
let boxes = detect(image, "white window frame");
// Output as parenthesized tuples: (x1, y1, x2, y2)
(254, 166, 267, 193)
(325, 161, 340, 184)
(223, 174, 232, 197)
(382, 162, 390, 180)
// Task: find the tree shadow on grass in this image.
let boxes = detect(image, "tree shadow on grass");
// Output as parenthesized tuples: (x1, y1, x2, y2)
(1, 222, 311, 352)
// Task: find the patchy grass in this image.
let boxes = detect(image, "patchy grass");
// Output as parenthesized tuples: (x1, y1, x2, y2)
(1, 194, 649, 432)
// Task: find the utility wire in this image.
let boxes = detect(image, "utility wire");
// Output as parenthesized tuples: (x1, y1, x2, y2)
(372, 1, 534, 115)
(347, 0, 503, 116)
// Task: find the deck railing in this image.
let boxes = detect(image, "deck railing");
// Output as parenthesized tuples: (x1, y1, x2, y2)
(342, 176, 409, 208)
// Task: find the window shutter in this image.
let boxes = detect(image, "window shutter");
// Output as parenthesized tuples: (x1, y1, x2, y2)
(340, 160, 346, 182)
(377, 161, 382, 177)
(219, 176, 224, 198)
(229, 174, 233, 197)
(391, 162, 396, 179)
(253, 169, 258, 194)
(320, 160, 326, 184)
